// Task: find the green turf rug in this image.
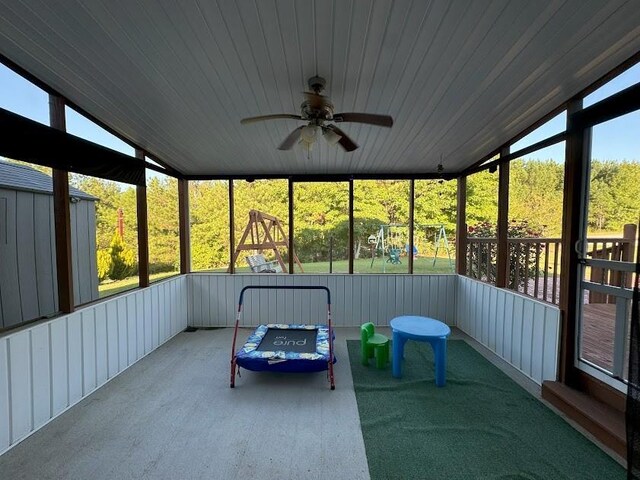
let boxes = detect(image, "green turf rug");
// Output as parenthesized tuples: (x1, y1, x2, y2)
(347, 339, 624, 480)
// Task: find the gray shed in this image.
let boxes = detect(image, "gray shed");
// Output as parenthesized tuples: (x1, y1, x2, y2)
(0, 160, 99, 329)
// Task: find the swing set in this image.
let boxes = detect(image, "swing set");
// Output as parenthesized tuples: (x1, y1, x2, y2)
(229, 210, 303, 273)
(368, 223, 453, 272)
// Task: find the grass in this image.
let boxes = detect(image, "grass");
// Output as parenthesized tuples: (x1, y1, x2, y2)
(98, 271, 179, 298)
(348, 339, 624, 480)
(98, 256, 454, 298)
(208, 256, 456, 274)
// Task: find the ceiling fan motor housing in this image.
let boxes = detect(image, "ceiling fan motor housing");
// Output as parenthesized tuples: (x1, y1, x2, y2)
(300, 99, 334, 123)
(307, 75, 326, 93)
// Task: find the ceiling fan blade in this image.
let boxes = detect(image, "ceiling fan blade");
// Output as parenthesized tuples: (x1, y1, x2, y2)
(326, 124, 358, 152)
(241, 114, 302, 125)
(333, 112, 393, 127)
(278, 126, 305, 150)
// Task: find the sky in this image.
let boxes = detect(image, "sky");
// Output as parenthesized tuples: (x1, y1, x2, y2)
(0, 60, 638, 169)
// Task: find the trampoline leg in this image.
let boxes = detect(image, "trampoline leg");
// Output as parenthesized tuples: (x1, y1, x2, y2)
(329, 361, 335, 390)
(230, 358, 236, 388)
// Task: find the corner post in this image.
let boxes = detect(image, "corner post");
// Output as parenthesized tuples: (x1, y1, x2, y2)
(496, 146, 510, 288)
(178, 178, 191, 274)
(408, 180, 415, 274)
(49, 94, 75, 313)
(559, 98, 588, 385)
(456, 176, 467, 275)
(228, 180, 235, 274)
(348, 179, 354, 274)
(136, 149, 150, 287)
(288, 179, 294, 274)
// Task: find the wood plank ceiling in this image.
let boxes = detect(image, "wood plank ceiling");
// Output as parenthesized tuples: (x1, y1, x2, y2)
(0, 0, 639, 177)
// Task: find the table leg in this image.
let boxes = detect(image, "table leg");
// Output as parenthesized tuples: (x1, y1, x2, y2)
(434, 337, 447, 387)
(392, 332, 406, 378)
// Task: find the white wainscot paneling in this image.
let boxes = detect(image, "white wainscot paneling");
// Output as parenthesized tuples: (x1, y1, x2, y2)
(0, 275, 187, 455)
(187, 274, 457, 327)
(456, 276, 560, 385)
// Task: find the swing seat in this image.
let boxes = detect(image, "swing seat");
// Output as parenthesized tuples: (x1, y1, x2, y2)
(246, 254, 282, 273)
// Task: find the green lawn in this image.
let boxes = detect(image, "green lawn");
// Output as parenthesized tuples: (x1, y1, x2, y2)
(99, 256, 455, 298)
(98, 271, 180, 298)
(208, 256, 455, 274)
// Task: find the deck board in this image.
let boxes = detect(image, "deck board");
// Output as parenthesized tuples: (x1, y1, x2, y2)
(581, 303, 617, 374)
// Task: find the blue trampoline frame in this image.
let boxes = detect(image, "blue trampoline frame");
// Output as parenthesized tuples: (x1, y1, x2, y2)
(230, 285, 336, 390)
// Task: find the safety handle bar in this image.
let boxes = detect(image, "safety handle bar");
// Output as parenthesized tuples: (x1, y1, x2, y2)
(238, 285, 331, 306)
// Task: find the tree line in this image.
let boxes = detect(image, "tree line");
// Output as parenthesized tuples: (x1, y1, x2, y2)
(44, 158, 640, 276)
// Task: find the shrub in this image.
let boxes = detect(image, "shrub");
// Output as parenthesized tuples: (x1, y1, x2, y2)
(108, 233, 138, 280)
(97, 249, 111, 282)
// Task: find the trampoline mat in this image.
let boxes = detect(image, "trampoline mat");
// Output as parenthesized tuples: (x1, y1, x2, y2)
(257, 328, 318, 354)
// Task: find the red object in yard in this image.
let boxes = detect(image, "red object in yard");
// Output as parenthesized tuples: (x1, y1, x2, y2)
(117, 208, 124, 237)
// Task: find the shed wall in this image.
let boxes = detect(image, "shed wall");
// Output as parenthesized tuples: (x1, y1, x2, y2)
(0, 188, 98, 329)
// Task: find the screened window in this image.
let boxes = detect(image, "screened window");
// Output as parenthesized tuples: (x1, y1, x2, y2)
(189, 180, 230, 272)
(353, 180, 410, 274)
(414, 180, 457, 274)
(293, 182, 349, 273)
(232, 179, 289, 273)
(147, 169, 180, 281)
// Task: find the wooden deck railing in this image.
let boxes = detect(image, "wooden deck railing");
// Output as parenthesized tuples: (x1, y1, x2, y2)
(466, 225, 636, 305)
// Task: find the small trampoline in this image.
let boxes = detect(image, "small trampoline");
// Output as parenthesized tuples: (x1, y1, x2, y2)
(230, 285, 336, 389)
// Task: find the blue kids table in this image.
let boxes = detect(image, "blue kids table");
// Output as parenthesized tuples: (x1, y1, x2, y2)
(390, 315, 451, 387)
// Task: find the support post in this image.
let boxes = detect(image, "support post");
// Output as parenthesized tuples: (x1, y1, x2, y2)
(456, 176, 467, 275)
(49, 94, 74, 312)
(288, 179, 294, 274)
(178, 178, 190, 274)
(136, 149, 149, 287)
(349, 179, 354, 274)
(408, 180, 415, 274)
(496, 146, 510, 288)
(559, 98, 588, 385)
(228, 180, 235, 274)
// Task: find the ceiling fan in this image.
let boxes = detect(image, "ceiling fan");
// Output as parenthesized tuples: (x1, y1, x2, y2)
(240, 76, 393, 153)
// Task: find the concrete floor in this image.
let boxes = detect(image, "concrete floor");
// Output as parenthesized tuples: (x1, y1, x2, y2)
(0, 328, 370, 480)
(0, 326, 621, 479)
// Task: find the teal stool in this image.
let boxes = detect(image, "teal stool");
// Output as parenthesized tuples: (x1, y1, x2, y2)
(361, 322, 390, 369)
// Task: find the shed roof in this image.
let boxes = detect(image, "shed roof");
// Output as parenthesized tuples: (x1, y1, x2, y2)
(0, 159, 97, 200)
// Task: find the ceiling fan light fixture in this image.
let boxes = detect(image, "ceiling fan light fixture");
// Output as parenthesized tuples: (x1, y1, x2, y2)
(300, 124, 319, 143)
(323, 127, 342, 146)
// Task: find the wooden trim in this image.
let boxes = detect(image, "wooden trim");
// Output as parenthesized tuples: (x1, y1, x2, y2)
(462, 51, 640, 176)
(52, 169, 74, 312)
(542, 381, 625, 459)
(288, 179, 294, 274)
(574, 49, 640, 102)
(575, 370, 626, 413)
(0, 52, 182, 178)
(49, 94, 74, 313)
(348, 179, 354, 274)
(456, 176, 467, 275)
(496, 147, 510, 288)
(135, 149, 150, 288)
(178, 178, 190, 274)
(573, 81, 640, 130)
(228, 180, 235, 274)
(558, 98, 587, 385)
(408, 180, 415, 274)
(183, 172, 457, 182)
(462, 132, 566, 176)
(0, 106, 145, 186)
(464, 105, 568, 173)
